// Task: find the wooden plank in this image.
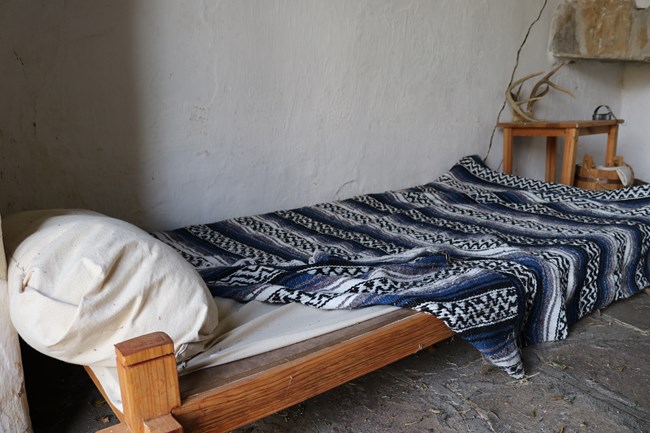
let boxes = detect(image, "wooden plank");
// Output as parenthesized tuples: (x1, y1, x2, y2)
(116, 333, 182, 433)
(96, 414, 184, 433)
(143, 415, 184, 433)
(172, 312, 452, 433)
(96, 423, 130, 433)
(496, 119, 622, 129)
(576, 125, 611, 136)
(509, 128, 566, 137)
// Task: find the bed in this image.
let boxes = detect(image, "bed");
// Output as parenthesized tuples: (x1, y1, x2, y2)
(3, 155, 650, 433)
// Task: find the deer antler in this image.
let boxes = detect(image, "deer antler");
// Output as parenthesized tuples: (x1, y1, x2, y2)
(506, 71, 545, 122)
(505, 62, 574, 122)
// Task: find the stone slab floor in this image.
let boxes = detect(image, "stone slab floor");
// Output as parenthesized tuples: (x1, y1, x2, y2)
(24, 290, 650, 433)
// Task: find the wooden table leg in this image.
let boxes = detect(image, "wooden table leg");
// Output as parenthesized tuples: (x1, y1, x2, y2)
(605, 124, 619, 167)
(503, 127, 513, 174)
(545, 137, 557, 182)
(561, 128, 579, 185)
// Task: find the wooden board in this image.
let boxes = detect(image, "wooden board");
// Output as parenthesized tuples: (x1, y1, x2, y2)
(173, 310, 451, 432)
(496, 119, 622, 129)
(95, 309, 452, 433)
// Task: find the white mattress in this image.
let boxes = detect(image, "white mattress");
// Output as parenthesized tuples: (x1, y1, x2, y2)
(91, 297, 398, 412)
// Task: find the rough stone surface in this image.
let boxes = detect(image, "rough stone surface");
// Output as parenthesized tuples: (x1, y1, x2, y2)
(26, 291, 650, 433)
(550, 0, 650, 62)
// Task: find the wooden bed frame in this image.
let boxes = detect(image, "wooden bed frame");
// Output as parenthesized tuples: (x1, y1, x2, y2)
(88, 309, 453, 433)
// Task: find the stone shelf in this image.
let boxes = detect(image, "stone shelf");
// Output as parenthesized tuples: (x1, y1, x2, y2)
(549, 0, 650, 63)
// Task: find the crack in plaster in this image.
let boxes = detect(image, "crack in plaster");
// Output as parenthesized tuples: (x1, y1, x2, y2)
(485, 0, 550, 163)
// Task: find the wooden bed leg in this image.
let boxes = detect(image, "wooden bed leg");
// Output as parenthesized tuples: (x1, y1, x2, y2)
(115, 332, 183, 433)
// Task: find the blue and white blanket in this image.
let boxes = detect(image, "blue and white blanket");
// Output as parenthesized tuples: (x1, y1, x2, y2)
(156, 156, 650, 378)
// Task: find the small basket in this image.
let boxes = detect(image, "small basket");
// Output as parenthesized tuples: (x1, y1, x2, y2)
(574, 155, 633, 191)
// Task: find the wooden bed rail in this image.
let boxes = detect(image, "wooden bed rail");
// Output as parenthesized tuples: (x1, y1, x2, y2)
(96, 310, 453, 433)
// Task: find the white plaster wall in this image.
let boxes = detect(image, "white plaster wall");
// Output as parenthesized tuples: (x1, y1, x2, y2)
(0, 1, 629, 429)
(0, 215, 31, 432)
(619, 64, 650, 182)
(0, 0, 624, 232)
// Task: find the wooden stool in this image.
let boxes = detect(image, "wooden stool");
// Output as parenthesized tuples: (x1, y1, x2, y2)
(497, 120, 623, 185)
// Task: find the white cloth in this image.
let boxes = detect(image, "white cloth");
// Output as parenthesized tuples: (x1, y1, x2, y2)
(594, 164, 634, 187)
(92, 298, 397, 412)
(3, 210, 220, 367)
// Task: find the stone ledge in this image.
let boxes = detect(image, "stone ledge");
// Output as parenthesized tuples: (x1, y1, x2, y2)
(550, 0, 650, 63)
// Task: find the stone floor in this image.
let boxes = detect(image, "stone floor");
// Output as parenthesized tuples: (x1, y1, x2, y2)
(25, 290, 650, 433)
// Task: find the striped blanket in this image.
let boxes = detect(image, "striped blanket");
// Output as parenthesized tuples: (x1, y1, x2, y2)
(156, 156, 650, 378)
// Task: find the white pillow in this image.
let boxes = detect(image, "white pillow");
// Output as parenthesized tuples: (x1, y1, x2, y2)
(3, 209, 219, 367)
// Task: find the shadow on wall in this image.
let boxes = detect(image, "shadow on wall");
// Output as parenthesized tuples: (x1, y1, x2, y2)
(0, 0, 142, 224)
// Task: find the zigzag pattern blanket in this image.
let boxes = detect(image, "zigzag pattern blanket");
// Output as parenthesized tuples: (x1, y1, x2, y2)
(155, 156, 650, 378)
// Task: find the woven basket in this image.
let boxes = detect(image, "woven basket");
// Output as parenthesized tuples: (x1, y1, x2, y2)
(574, 155, 632, 191)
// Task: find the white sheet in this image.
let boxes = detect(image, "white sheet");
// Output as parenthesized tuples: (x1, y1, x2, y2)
(92, 297, 397, 412)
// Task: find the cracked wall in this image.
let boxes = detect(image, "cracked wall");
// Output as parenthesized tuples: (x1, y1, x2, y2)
(0, 0, 624, 231)
(0, 2, 630, 429)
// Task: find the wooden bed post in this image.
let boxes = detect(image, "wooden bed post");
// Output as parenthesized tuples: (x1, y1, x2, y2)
(115, 332, 183, 433)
